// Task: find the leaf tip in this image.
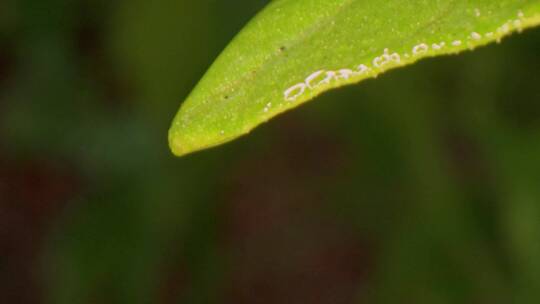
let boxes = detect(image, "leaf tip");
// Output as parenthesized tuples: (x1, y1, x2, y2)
(168, 125, 228, 157)
(168, 126, 204, 157)
(168, 131, 189, 157)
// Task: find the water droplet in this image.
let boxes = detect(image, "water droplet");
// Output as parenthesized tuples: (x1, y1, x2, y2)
(337, 69, 354, 80)
(513, 19, 523, 31)
(262, 102, 272, 113)
(284, 83, 307, 101)
(308, 70, 336, 89)
(305, 70, 326, 89)
(498, 23, 510, 34)
(474, 8, 481, 17)
(356, 64, 370, 74)
(373, 49, 401, 67)
(470, 32, 482, 40)
(373, 56, 385, 68)
(390, 53, 401, 63)
(412, 43, 429, 56)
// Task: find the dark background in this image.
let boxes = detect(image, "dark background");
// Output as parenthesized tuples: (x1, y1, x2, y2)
(1, 1, 540, 303)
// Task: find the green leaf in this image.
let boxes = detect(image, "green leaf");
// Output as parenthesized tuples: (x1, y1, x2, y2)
(169, 0, 540, 156)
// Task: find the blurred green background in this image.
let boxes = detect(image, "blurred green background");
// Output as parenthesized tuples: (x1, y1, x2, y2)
(1, 1, 540, 303)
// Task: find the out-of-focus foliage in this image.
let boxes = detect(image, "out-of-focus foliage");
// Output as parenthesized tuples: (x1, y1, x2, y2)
(1, 1, 540, 304)
(169, 0, 540, 156)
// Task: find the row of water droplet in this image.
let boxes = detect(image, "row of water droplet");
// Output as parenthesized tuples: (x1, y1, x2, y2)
(279, 9, 526, 105)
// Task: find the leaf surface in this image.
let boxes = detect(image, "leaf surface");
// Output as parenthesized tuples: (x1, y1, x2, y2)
(169, 0, 540, 156)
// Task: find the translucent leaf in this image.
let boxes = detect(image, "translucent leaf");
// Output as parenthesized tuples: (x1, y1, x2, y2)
(169, 0, 540, 156)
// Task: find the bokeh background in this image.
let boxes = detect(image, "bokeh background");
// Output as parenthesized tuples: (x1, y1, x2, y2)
(2, 1, 540, 303)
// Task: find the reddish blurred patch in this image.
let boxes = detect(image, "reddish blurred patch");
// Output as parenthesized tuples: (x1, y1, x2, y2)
(159, 256, 191, 304)
(218, 120, 375, 304)
(0, 155, 79, 304)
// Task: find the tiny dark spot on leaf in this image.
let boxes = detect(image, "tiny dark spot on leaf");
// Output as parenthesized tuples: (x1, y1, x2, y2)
(279, 46, 286, 52)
